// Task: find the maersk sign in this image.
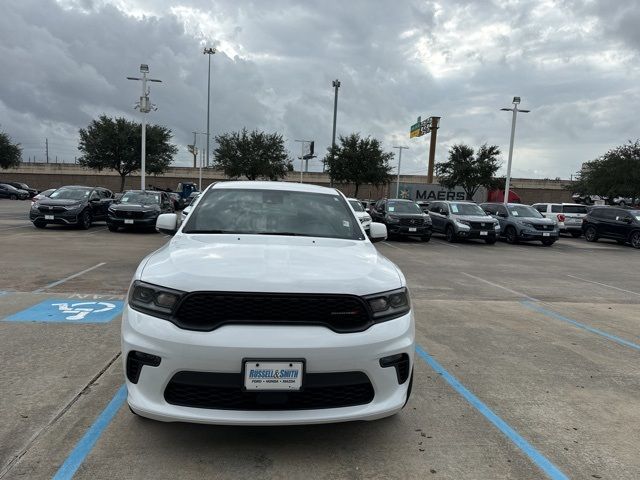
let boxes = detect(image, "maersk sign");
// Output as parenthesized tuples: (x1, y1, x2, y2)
(391, 183, 486, 203)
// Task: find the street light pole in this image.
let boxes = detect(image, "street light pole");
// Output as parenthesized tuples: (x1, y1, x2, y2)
(203, 47, 216, 168)
(500, 97, 530, 204)
(329, 79, 340, 186)
(393, 146, 409, 198)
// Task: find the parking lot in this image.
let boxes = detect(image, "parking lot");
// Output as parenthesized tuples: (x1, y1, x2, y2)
(1, 199, 639, 479)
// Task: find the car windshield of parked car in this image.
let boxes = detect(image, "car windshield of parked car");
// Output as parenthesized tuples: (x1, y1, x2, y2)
(387, 201, 422, 214)
(120, 192, 160, 205)
(349, 200, 364, 212)
(509, 205, 543, 218)
(563, 205, 588, 214)
(49, 188, 91, 200)
(184, 188, 364, 240)
(0, 184, 15, 191)
(449, 203, 485, 216)
(630, 210, 640, 221)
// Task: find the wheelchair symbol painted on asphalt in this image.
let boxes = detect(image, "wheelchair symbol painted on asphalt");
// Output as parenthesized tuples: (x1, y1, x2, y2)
(51, 302, 117, 321)
(4, 299, 124, 324)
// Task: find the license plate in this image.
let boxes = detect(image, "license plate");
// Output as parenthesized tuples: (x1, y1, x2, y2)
(44, 215, 54, 220)
(244, 361, 303, 391)
(480, 231, 488, 236)
(543, 232, 550, 237)
(409, 227, 417, 232)
(124, 219, 134, 224)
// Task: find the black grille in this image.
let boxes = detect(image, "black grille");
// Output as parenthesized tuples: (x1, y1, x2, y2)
(399, 217, 425, 226)
(113, 210, 145, 219)
(174, 292, 372, 333)
(39, 206, 66, 213)
(533, 224, 554, 231)
(164, 371, 374, 410)
(469, 221, 492, 229)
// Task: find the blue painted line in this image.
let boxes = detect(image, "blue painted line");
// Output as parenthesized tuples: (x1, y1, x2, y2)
(521, 300, 640, 352)
(415, 344, 568, 480)
(4, 299, 123, 324)
(52, 385, 127, 480)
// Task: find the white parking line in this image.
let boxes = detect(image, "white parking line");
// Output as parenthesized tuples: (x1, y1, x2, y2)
(381, 241, 403, 250)
(431, 238, 460, 248)
(32, 263, 107, 293)
(0, 224, 32, 231)
(460, 272, 538, 301)
(566, 274, 640, 297)
(85, 227, 107, 235)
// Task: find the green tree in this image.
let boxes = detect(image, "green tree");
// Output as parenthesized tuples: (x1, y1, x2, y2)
(324, 133, 394, 197)
(213, 128, 292, 180)
(436, 143, 502, 199)
(0, 130, 22, 169)
(571, 140, 640, 201)
(78, 115, 177, 192)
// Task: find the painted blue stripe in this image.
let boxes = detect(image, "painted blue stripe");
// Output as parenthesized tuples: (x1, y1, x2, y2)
(521, 301, 640, 352)
(52, 385, 127, 480)
(415, 344, 568, 480)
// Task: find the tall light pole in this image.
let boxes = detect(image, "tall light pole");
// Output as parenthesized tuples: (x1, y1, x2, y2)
(500, 97, 530, 204)
(393, 146, 409, 198)
(127, 64, 162, 190)
(329, 79, 340, 186)
(203, 47, 216, 168)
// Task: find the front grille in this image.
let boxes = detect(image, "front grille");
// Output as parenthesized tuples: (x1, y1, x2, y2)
(164, 371, 374, 410)
(174, 292, 372, 333)
(469, 221, 492, 229)
(38, 206, 66, 213)
(113, 210, 145, 219)
(399, 217, 425, 226)
(533, 224, 554, 231)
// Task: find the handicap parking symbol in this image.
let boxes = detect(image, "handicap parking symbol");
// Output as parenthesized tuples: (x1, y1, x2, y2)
(4, 299, 124, 324)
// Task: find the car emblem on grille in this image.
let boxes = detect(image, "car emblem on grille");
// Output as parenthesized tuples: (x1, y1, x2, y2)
(481, 223, 485, 227)
(410, 220, 415, 224)
(49, 206, 54, 210)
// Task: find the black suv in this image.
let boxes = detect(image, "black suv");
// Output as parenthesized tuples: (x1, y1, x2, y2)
(369, 198, 432, 241)
(30, 185, 114, 229)
(582, 207, 640, 248)
(107, 190, 174, 231)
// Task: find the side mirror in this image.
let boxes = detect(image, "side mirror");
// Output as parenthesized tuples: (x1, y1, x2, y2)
(369, 222, 387, 243)
(156, 213, 178, 235)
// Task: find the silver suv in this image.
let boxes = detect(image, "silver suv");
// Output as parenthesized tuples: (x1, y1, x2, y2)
(481, 203, 559, 246)
(531, 203, 587, 237)
(428, 201, 500, 244)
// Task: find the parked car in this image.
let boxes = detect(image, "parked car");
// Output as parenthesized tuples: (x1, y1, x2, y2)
(107, 190, 174, 232)
(582, 206, 640, 248)
(416, 201, 431, 213)
(369, 198, 432, 241)
(123, 181, 414, 425)
(531, 203, 588, 237)
(610, 196, 638, 207)
(180, 193, 201, 222)
(348, 197, 372, 232)
(184, 191, 201, 206)
(0, 183, 29, 200)
(168, 192, 185, 210)
(571, 193, 608, 205)
(481, 203, 559, 246)
(29, 185, 114, 229)
(32, 188, 56, 202)
(2, 181, 38, 198)
(428, 201, 500, 244)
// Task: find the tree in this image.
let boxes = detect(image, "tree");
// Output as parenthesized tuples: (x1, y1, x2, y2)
(213, 128, 292, 180)
(571, 140, 640, 200)
(0, 130, 22, 169)
(324, 133, 394, 197)
(78, 115, 177, 192)
(435, 143, 502, 199)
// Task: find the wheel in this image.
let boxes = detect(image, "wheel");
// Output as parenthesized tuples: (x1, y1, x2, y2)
(630, 231, 640, 249)
(584, 225, 598, 242)
(445, 225, 457, 243)
(570, 232, 582, 238)
(10, 194, 17, 200)
(79, 209, 92, 230)
(107, 224, 119, 232)
(541, 239, 555, 246)
(619, 201, 626, 207)
(402, 369, 414, 409)
(421, 235, 431, 242)
(505, 226, 519, 244)
(485, 238, 496, 245)
(33, 220, 46, 229)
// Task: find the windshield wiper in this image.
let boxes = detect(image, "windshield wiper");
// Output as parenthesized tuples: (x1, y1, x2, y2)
(182, 229, 240, 234)
(256, 232, 307, 236)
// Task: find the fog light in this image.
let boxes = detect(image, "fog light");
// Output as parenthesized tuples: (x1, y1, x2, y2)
(126, 351, 161, 384)
(380, 353, 411, 384)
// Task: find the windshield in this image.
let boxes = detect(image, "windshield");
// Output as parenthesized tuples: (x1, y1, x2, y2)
(183, 188, 364, 240)
(630, 210, 640, 221)
(388, 201, 422, 214)
(509, 205, 543, 218)
(449, 203, 485, 216)
(349, 200, 364, 212)
(120, 192, 160, 205)
(563, 205, 588, 214)
(49, 188, 91, 200)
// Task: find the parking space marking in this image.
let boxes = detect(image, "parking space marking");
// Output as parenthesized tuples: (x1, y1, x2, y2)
(4, 299, 124, 324)
(567, 274, 640, 297)
(32, 263, 106, 293)
(460, 272, 538, 301)
(431, 238, 460, 248)
(520, 301, 640, 351)
(381, 241, 403, 250)
(0, 224, 32, 231)
(415, 344, 568, 480)
(52, 385, 127, 480)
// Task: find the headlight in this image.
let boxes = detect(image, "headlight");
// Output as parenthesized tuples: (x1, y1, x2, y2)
(108, 205, 116, 212)
(423, 215, 432, 224)
(64, 203, 83, 211)
(364, 287, 410, 322)
(128, 280, 185, 319)
(456, 220, 471, 228)
(494, 223, 501, 229)
(31, 202, 39, 209)
(386, 215, 400, 224)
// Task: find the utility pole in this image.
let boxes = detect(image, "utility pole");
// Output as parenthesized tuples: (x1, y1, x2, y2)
(393, 146, 409, 198)
(500, 97, 530, 204)
(45, 138, 49, 163)
(329, 79, 341, 186)
(127, 64, 162, 190)
(203, 47, 216, 168)
(426, 117, 440, 184)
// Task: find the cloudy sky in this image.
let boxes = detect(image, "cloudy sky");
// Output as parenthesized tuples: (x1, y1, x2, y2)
(1, 0, 639, 179)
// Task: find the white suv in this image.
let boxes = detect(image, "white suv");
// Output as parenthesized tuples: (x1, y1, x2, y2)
(347, 197, 372, 232)
(531, 203, 588, 237)
(122, 181, 414, 425)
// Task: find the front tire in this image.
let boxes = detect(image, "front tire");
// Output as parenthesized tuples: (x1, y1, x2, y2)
(541, 239, 555, 246)
(10, 194, 17, 200)
(445, 225, 457, 243)
(505, 226, 519, 244)
(33, 220, 47, 229)
(107, 224, 119, 232)
(630, 231, 640, 249)
(79, 209, 92, 230)
(421, 235, 431, 242)
(485, 237, 497, 245)
(584, 226, 598, 242)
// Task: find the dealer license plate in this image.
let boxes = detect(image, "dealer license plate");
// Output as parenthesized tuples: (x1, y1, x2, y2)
(124, 219, 134, 224)
(45, 215, 54, 220)
(480, 231, 488, 236)
(543, 232, 550, 237)
(244, 361, 303, 391)
(409, 227, 417, 232)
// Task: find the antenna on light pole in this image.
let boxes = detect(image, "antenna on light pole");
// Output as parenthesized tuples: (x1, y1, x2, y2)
(500, 97, 530, 204)
(392, 146, 409, 198)
(127, 64, 162, 191)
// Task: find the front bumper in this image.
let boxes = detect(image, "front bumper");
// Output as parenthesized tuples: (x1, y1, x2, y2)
(107, 214, 158, 227)
(456, 228, 498, 240)
(387, 225, 432, 236)
(122, 306, 415, 425)
(518, 229, 559, 241)
(558, 222, 582, 233)
(29, 209, 82, 225)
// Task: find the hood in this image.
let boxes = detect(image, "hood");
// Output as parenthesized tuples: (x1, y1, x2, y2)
(515, 217, 555, 225)
(112, 203, 159, 211)
(141, 234, 402, 296)
(453, 214, 497, 223)
(37, 198, 84, 207)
